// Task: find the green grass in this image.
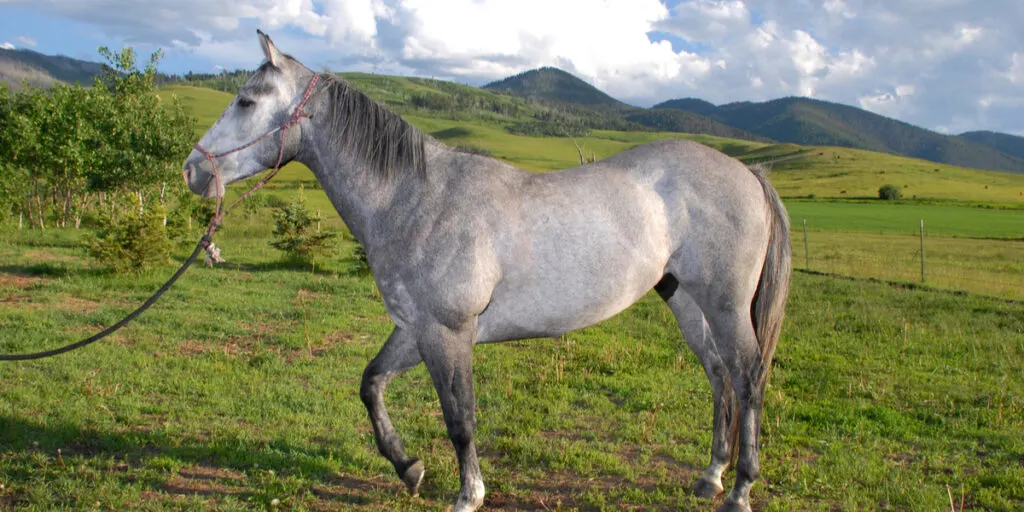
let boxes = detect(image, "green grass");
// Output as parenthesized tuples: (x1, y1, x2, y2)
(3, 76, 1020, 511)
(1, 221, 1022, 511)
(785, 199, 1024, 239)
(768, 146, 1024, 203)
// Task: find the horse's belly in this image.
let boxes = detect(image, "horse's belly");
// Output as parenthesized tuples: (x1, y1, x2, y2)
(475, 254, 667, 343)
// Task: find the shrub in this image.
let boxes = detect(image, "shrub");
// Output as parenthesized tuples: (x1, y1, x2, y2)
(879, 184, 901, 200)
(269, 198, 336, 269)
(90, 199, 171, 273)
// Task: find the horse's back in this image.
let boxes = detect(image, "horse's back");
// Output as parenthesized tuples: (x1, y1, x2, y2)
(474, 139, 770, 342)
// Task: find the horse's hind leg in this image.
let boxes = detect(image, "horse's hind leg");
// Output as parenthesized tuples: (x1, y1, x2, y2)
(659, 280, 732, 499)
(360, 327, 426, 495)
(702, 306, 764, 512)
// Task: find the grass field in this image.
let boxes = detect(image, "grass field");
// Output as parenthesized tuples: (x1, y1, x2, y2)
(785, 200, 1024, 239)
(1, 223, 1022, 511)
(2, 79, 1020, 511)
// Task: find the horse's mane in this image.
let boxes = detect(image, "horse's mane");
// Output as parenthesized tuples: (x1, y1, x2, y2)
(320, 75, 428, 182)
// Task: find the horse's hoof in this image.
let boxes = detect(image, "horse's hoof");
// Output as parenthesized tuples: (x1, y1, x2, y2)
(401, 459, 425, 497)
(716, 497, 753, 512)
(693, 477, 725, 499)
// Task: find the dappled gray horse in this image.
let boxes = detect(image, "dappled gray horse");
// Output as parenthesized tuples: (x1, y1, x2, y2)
(183, 31, 791, 512)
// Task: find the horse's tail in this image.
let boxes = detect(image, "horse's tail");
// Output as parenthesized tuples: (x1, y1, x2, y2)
(726, 164, 791, 465)
(749, 164, 792, 391)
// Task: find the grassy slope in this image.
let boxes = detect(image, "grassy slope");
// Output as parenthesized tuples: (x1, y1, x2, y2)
(157, 84, 1024, 204)
(1, 227, 1022, 511)
(1, 82, 1023, 511)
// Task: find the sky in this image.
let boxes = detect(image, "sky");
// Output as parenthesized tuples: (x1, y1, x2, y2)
(2, 0, 1024, 135)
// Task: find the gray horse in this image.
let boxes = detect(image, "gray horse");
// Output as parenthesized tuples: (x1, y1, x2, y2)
(183, 31, 791, 512)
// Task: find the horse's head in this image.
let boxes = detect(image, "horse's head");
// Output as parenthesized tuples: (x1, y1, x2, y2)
(183, 30, 316, 198)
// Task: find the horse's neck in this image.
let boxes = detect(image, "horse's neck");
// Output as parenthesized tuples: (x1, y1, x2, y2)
(299, 125, 444, 247)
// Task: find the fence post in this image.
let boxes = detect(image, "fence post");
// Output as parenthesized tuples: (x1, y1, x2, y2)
(920, 219, 925, 283)
(803, 218, 809, 270)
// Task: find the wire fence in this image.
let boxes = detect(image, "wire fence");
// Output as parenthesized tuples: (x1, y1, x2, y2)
(794, 220, 1024, 301)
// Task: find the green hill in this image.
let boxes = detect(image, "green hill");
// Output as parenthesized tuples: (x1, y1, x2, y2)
(161, 81, 1024, 204)
(483, 67, 631, 110)
(624, 108, 770, 142)
(656, 96, 1024, 174)
(0, 48, 103, 90)
(959, 130, 1024, 160)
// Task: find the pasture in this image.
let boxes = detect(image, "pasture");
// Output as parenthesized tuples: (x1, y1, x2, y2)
(1, 221, 1022, 511)
(0, 77, 1021, 511)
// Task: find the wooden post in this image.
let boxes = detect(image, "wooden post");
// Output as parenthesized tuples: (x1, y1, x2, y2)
(803, 218, 809, 270)
(920, 219, 925, 283)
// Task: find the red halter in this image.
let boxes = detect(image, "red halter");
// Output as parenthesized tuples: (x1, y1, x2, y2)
(189, 73, 321, 243)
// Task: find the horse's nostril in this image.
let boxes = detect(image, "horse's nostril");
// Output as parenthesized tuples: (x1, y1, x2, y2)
(184, 165, 194, 186)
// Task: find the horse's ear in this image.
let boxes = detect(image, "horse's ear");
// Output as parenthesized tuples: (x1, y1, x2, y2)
(257, 29, 282, 67)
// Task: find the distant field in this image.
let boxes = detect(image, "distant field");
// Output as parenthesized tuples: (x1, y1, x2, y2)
(768, 146, 1024, 203)
(785, 200, 1024, 239)
(156, 86, 232, 136)
(158, 83, 1024, 205)
(793, 231, 1024, 300)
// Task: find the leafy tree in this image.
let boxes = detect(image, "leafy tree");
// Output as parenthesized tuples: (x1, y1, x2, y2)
(879, 184, 902, 200)
(89, 47, 195, 194)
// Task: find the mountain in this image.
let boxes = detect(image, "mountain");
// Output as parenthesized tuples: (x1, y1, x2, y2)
(656, 96, 1024, 174)
(0, 48, 104, 90)
(624, 109, 771, 142)
(959, 131, 1024, 161)
(483, 67, 633, 111)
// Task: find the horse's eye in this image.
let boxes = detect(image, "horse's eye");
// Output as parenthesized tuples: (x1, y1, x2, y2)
(237, 97, 256, 108)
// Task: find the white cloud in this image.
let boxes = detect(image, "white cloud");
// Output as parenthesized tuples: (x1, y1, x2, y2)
(16, 36, 38, 47)
(0, 42, 15, 50)
(7, 0, 1024, 133)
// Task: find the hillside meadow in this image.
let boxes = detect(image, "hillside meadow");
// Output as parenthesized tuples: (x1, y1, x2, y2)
(0, 78, 1020, 511)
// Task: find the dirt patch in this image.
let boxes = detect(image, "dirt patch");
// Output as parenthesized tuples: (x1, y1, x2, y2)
(178, 465, 245, 483)
(53, 295, 101, 315)
(163, 465, 250, 498)
(0, 273, 42, 289)
(23, 249, 75, 264)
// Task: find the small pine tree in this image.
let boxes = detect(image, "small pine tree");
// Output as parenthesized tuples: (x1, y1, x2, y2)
(269, 198, 336, 270)
(90, 198, 171, 273)
(879, 184, 901, 200)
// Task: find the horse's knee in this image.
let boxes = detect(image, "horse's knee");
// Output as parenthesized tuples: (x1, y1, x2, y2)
(359, 367, 385, 406)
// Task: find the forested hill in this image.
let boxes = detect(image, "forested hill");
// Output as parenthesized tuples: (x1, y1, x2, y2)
(655, 96, 1024, 173)
(0, 48, 103, 89)
(959, 130, 1024, 161)
(483, 67, 633, 111)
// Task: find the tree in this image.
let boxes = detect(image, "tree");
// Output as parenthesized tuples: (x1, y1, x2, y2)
(89, 47, 195, 195)
(879, 184, 901, 200)
(270, 195, 337, 270)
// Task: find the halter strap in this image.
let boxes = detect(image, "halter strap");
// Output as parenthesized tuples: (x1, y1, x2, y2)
(189, 73, 322, 243)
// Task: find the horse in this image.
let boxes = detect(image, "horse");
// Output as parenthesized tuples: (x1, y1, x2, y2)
(183, 30, 791, 512)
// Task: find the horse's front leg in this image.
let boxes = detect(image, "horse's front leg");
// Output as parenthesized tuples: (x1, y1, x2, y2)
(360, 327, 426, 495)
(419, 320, 485, 512)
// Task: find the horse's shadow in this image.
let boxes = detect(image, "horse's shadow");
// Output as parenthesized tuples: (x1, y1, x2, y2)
(0, 415, 386, 507)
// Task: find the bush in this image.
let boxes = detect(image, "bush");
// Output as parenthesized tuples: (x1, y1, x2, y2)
(269, 198, 336, 269)
(90, 200, 171, 273)
(879, 184, 901, 200)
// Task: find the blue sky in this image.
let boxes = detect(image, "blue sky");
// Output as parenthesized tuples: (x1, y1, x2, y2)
(3, 0, 1024, 135)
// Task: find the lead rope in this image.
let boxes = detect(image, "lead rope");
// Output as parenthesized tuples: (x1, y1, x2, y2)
(0, 74, 323, 362)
